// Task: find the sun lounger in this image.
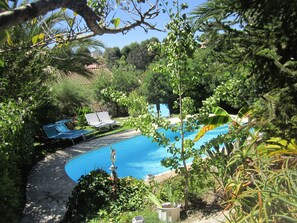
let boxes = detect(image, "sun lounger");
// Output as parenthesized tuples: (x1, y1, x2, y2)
(85, 113, 111, 130)
(55, 120, 93, 140)
(96, 111, 119, 128)
(43, 124, 87, 145)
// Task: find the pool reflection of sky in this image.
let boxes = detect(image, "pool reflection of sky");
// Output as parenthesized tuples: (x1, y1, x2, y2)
(65, 125, 228, 182)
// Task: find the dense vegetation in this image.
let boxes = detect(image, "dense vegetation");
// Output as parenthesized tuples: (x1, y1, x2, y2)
(0, 0, 296, 222)
(64, 169, 150, 223)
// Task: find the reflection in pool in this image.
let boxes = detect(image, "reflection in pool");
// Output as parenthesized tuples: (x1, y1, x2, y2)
(65, 125, 228, 182)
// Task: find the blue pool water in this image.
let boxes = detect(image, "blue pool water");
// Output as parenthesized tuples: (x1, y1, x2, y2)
(65, 125, 229, 182)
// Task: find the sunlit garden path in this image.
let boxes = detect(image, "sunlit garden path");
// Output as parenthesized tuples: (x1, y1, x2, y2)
(21, 130, 139, 223)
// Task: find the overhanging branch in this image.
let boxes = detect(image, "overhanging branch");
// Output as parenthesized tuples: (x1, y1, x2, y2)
(0, 0, 161, 37)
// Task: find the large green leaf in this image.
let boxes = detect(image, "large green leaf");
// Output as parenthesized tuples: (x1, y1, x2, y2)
(211, 106, 230, 118)
(263, 138, 297, 156)
(194, 125, 217, 142)
(146, 192, 162, 208)
(194, 107, 232, 142)
(202, 115, 232, 125)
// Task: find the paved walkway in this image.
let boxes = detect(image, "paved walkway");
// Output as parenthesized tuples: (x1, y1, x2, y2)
(21, 130, 139, 223)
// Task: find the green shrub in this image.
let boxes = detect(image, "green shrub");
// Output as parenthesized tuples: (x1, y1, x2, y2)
(0, 100, 35, 222)
(64, 170, 149, 223)
(75, 106, 92, 127)
(104, 176, 148, 220)
(63, 169, 112, 222)
(90, 208, 162, 223)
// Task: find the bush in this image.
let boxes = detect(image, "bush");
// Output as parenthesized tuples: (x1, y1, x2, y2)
(0, 100, 35, 222)
(75, 106, 92, 127)
(63, 169, 112, 222)
(90, 208, 162, 223)
(105, 176, 148, 219)
(64, 169, 149, 222)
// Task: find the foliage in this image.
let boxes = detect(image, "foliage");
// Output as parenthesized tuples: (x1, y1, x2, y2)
(90, 208, 162, 223)
(126, 38, 160, 70)
(47, 39, 102, 76)
(0, 48, 49, 102)
(125, 91, 148, 117)
(94, 63, 141, 117)
(103, 47, 121, 68)
(0, 10, 106, 221)
(99, 177, 148, 222)
(189, 156, 214, 196)
(64, 169, 149, 223)
(141, 63, 175, 108)
(262, 137, 297, 157)
(196, 106, 297, 222)
(151, 2, 198, 209)
(191, 0, 297, 139)
(103, 38, 160, 71)
(182, 46, 250, 111)
(0, 100, 35, 222)
(51, 79, 92, 117)
(147, 192, 163, 208)
(252, 89, 297, 140)
(0, 0, 160, 48)
(227, 158, 297, 223)
(64, 169, 113, 222)
(159, 180, 184, 206)
(196, 106, 262, 199)
(75, 106, 93, 127)
(103, 3, 200, 210)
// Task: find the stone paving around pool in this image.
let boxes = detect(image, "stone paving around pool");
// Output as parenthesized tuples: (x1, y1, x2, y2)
(21, 130, 140, 223)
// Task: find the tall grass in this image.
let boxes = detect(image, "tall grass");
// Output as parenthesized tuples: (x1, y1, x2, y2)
(51, 79, 93, 117)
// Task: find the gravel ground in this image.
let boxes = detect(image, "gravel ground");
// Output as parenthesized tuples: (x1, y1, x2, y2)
(180, 192, 229, 223)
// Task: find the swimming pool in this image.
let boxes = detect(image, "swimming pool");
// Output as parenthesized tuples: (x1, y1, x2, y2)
(65, 125, 229, 182)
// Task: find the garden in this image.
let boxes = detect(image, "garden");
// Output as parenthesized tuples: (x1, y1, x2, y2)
(0, 0, 296, 222)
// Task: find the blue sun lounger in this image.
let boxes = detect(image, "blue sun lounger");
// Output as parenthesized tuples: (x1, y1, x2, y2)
(43, 121, 92, 144)
(55, 120, 93, 136)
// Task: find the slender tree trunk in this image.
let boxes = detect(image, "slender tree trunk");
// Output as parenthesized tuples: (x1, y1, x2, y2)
(178, 66, 189, 210)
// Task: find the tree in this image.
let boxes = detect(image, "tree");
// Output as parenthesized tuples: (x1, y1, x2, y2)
(0, 0, 161, 48)
(156, 6, 197, 209)
(0, 7, 107, 221)
(0, 10, 104, 102)
(126, 38, 160, 70)
(191, 0, 297, 139)
(103, 47, 121, 68)
(94, 63, 141, 117)
(141, 63, 174, 111)
(190, 2, 297, 221)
